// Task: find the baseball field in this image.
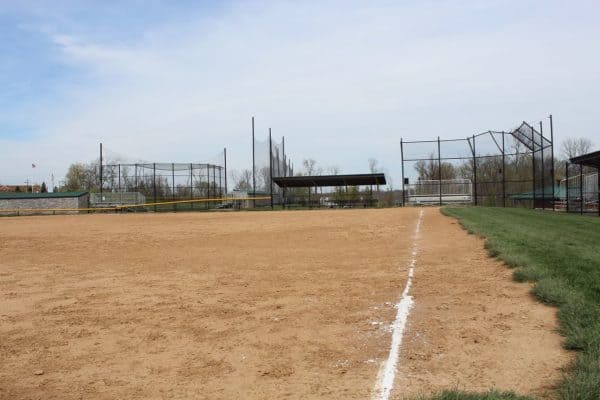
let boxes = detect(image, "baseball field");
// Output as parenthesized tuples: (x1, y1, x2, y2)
(0, 208, 574, 399)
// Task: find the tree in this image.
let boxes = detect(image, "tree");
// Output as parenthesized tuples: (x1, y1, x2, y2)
(327, 165, 340, 175)
(368, 158, 379, 173)
(40, 182, 48, 193)
(232, 169, 253, 191)
(561, 138, 593, 159)
(414, 153, 457, 180)
(63, 162, 99, 191)
(14, 186, 21, 192)
(302, 159, 317, 176)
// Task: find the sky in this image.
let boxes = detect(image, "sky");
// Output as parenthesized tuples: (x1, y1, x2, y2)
(1, 0, 599, 189)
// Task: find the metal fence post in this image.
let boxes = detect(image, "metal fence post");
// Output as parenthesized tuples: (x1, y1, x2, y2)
(438, 136, 442, 206)
(540, 121, 545, 210)
(190, 163, 193, 209)
(502, 132, 506, 207)
(269, 128, 273, 210)
(566, 162, 570, 213)
(531, 125, 536, 209)
(153, 162, 157, 212)
(400, 139, 405, 207)
(472, 134, 478, 206)
(252, 117, 256, 208)
(580, 163, 584, 215)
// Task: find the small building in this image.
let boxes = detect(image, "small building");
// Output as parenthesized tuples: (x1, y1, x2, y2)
(0, 191, 89, 215)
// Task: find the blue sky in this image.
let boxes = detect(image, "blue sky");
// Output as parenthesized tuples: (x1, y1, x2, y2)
(1, 0, 599, 188)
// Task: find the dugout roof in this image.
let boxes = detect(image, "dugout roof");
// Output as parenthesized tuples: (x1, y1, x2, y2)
(570, 150, 600, 169)
(273, 173, 386, 188)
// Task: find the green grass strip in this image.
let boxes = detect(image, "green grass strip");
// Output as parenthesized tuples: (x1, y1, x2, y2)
(440, 207, 600, 400)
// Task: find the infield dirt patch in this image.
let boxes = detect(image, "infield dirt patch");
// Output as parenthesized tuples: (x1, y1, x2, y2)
(0, 208, 570, 399)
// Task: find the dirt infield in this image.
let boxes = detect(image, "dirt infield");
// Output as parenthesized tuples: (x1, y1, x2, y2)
(0, 209, 570, 399)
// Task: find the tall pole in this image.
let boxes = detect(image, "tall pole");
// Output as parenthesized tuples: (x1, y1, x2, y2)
(400, 139, 405, 207)
(540, 121, 545, 210)
(532, 125, 536, 210)
(282, 136, 286, 208)
(224, 148, 227, 198)
(502, 132, 506, 207)
(269, 128, 273, 209)
(252, 117, 256, 207)
(549, 114, 556, 211)
(99, 143, 103, 195)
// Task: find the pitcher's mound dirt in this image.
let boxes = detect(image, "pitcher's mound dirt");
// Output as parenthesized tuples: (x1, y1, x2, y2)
(391, 208, 573, 399)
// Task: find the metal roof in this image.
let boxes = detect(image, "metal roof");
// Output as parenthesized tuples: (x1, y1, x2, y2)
(272, 173, 386, 188)
(570, 150, 600, 169)
(0, 191, 88, 200)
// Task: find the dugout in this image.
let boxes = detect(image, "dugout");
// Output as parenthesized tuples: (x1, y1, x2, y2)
(563, 150, 600, 216)
(273, 173, 386, 208)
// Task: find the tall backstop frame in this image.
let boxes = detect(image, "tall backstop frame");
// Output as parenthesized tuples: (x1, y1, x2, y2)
(400, 117, 556, 209)
(98, 144, 228, 210)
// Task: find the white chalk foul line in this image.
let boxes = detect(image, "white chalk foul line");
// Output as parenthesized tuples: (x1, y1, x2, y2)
(372, 209, 424, 400)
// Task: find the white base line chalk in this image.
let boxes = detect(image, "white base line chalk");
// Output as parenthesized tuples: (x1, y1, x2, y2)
(372, 209, 424, 400)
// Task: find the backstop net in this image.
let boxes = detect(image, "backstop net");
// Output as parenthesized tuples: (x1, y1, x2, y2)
(253, 131, 293, 206)
(99, 146, 227, 209)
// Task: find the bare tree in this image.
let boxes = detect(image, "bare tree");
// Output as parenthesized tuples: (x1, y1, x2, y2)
(302, 159, 317, 175)
(368, 158, 379, 173)
(232, 169, 253, 191)
(561, 138, 593, 159)
(328, 165, 340, 175)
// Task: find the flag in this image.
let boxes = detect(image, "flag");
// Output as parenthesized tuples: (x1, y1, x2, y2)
(32, 163, 36, 168)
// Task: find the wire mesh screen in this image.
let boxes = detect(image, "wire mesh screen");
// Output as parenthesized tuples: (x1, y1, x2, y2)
(253, 132, 293, 206)
(100, 146, 226, 208)
(401, 121, 555, 208)
(562, 164, 599, 215)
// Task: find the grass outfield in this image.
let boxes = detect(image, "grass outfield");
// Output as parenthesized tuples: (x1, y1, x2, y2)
(441, 207, 600, 400)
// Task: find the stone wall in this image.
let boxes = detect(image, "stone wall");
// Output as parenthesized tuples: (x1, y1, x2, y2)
(0, 194, 89, 215)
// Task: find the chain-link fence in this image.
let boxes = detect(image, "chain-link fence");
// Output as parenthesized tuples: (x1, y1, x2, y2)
(400, 119, 555, 209)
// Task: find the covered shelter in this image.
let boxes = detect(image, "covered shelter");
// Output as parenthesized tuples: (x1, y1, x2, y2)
(272, 173, 386, 208)
(564, 150, 600, 216)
